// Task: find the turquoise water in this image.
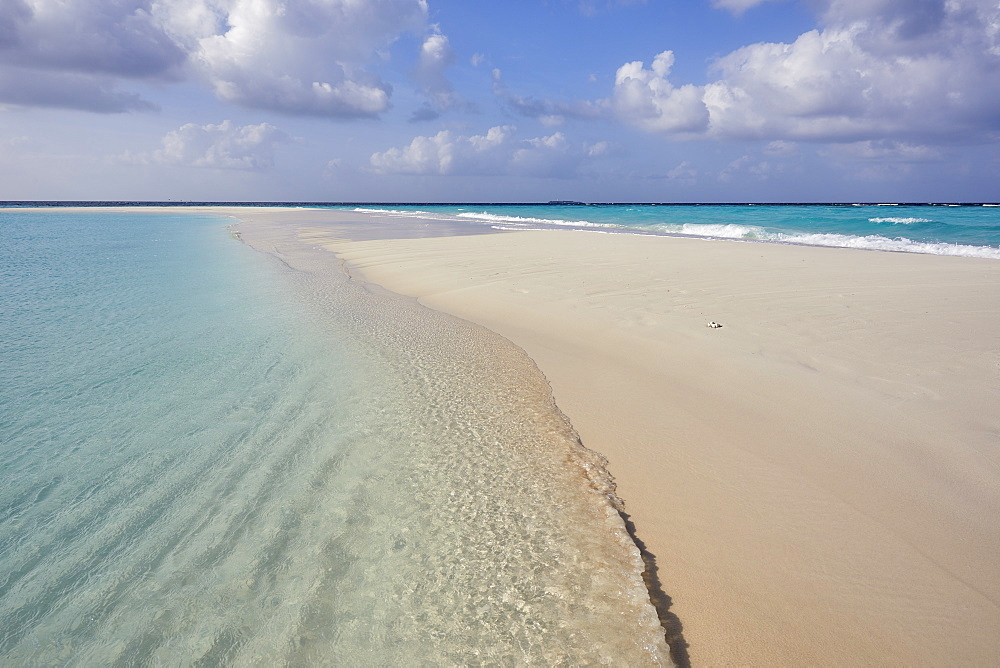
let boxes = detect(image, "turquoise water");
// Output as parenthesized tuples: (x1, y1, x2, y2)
(0, 209, 668, 664)
(348, 203, 1000, 258)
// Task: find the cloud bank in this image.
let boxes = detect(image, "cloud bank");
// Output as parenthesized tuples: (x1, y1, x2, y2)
(612, 0, 1000, 142)
(0, 0, 432, 116)
(369, 125, 608, 177)
(125, 120, 291, 170)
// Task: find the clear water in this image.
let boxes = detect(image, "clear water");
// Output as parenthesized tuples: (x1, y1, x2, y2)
(0, 209, 668, 664)
(347, 203, 1000, 258)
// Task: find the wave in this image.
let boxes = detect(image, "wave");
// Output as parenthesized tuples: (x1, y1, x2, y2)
(352, 207, 435, 216)
(776, 233, 1000, 258)
(868, 217, 932, 224)
(456, 211, 614, 228)
(647, 223, 1000, 258)
(349, 207, 999, 260)
(481, 216, 999, 259)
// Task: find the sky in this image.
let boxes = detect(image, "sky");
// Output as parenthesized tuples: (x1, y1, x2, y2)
(1, 0, 998, 202)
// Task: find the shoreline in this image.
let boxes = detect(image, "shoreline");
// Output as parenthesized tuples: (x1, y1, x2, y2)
(6, 203, 1000, 259)
(313, 217, 1000, 666)
(15, 206, 1000, 664)
(227, 208, 676, 664)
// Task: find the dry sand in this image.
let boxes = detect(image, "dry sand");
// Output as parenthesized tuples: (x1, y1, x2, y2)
(307, 217, 1000, 667)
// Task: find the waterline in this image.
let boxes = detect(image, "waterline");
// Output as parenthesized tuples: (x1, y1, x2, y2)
(0, 208, 669, 664)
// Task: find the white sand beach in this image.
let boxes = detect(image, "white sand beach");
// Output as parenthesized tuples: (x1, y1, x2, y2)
(302, 214, 1000, 666)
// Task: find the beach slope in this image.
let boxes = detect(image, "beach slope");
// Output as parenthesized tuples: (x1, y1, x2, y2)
(318, 224, 1000, 666)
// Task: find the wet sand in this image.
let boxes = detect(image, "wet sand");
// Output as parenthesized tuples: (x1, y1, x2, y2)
(309, 213, 1000, 666)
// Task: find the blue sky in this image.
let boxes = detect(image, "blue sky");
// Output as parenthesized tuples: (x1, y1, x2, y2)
(1, 0, 998, 202)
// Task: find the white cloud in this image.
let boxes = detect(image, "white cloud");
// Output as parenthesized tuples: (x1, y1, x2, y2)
(612, 0, 1000, 143)
(369, 125, 513, 175)
(612, 51, 709, 134)
(0, 0, 184, 110)
(1, 0, 187, 77)
(126, 120, 291, 170)
(189, 0, 428, 117)
(369, 125, 608, 177)
(414, 31, 458, 108)
(0, 0, 432, 116)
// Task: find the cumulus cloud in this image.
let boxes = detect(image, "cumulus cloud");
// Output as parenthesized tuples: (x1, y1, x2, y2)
(126, 120, 291, 170)
(369, 125, 608, 177)
(413, 30, 460, 112)
(612, 0, 1000, 143)
(188, 0, 429, 117)
(0, 0, 187, 77)
(0, 0, 433, 116)
(612, 51, 709, 134)
(0, 0, 185, 110)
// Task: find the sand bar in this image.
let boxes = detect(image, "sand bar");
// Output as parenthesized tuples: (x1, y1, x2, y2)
(19, 206, 998, 664)
(301, 212, 1000, 666)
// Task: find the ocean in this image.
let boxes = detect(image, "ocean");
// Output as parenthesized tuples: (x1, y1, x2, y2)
(0, 208, 668, 664)
(348, 203, 1000, 259)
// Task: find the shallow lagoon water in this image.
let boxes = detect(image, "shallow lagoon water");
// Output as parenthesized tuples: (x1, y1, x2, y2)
(0, 209, 668, 664)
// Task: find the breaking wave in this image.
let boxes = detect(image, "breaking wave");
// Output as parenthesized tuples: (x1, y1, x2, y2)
(347, 207, 1000, 260)
(456, 211, 615, 228)
(650, 224, 1000, 259)
(869, 217, 932, 224)
(353, 207, 435, 216)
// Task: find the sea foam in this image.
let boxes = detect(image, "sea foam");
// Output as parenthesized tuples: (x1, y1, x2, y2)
(346, 205, 1000, 260)
(868, 217, 931, 224)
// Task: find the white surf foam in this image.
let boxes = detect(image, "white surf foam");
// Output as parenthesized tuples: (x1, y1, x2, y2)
(868, 217, 932, 224)
(349, 207, 1000, 260)
(456, 211, 614, 229)
(352, 207, 434, 216)
(774, 232, 1000, 258)
(648, 223, 1000, 259)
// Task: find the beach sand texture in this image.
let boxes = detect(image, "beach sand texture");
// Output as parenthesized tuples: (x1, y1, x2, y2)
(303, 213, 1000, 666)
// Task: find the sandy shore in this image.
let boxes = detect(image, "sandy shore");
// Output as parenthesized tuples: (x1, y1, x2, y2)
(20, 207, 998, 664)
(302, 215, 1000, 666)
